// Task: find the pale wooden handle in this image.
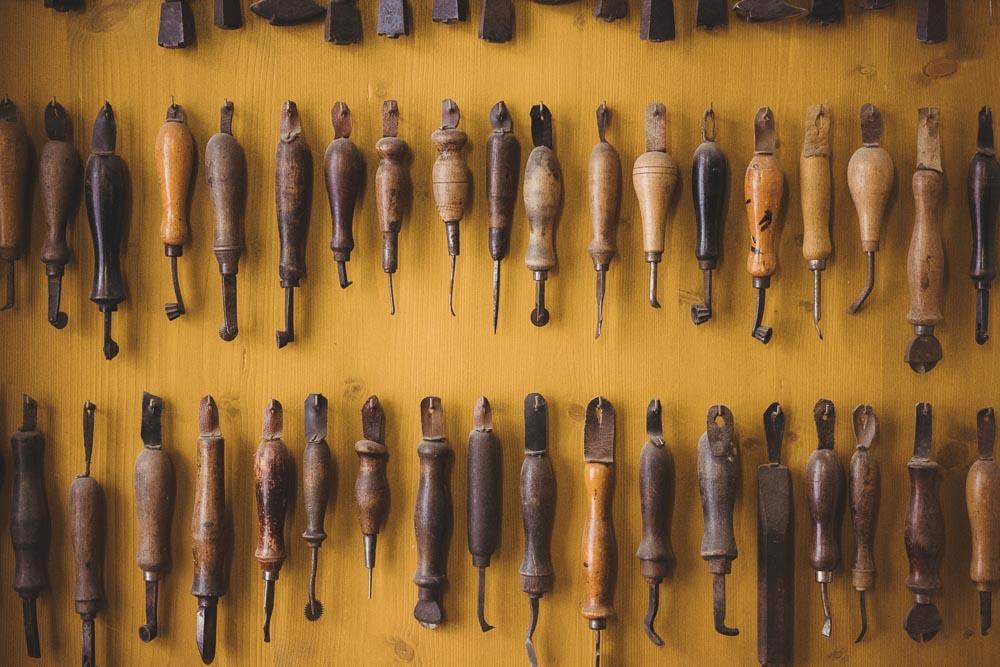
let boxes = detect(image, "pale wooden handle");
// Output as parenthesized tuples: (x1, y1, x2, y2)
(745, 154, 784, 279)
(524, 146, 561, 272)
(156, 121, 196, 247)
(588, 142, 622, 267)
(375, 137, 408, 235)
(967, 460, 1000, 589)
(581, 462, 616, 621)
(431, 128, 468, 223)
(800, 154, 832, 262)
(633, 151, 678, 255)
(907, 169, 945, 326)
(847, 147, 894, 251)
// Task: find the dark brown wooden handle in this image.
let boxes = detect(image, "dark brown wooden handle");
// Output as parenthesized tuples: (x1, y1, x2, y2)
(355, 440, 389, 537)
(11, 421, 50, 599)
(905, 461, 944, 596)
(276, 102, 312, 288)
(302, 438, 332, 548)
(486, 128, 519, 260)
(967, 458, 1000, 590)
(969, 146, 1000, 289)
(756, 464, 793, 666)
(744, 154, 784, 279)
(134, 447, 175, 577)
(805, 448, 843, 573)
(636, 440, 674, 581)
(467, 427, 501, 567)
(70, 475, 105, 617)
(907, 168, 945, 326)
(520, 451, 554, 596)
(85, 105, 127, 311)
(698, 435, 738, 562)
(692, 135, 727, 269)
(324, 132, 363, 263)
(0, 101, 29, 261)
(375, 135, 408, 273)
(850, 448, 880, 589)
(205, 108, 246, 275)
(191, 400, 226, 600)
(414, 437, 452, 591)
(39, 137, 80, 273)
(254, 439, 292, 572)
(581, 462, 616, 623)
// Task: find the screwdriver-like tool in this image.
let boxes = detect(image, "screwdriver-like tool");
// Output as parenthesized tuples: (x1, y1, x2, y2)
(71, 401, 104, 667)
(633, 103, 679, 309)
(968, 107, 999, 345)
(800, 105, 832, 340)
(10, 396, 50, 659)
(640, 0, 675, 40)
(524, 103, 562, 327)
(158, 0, 195, 47)
(582, 396, 616, 667)
(193, 396, 226, 664)
(806, 399, 844, 638)
(691, 107, 727, 324)
(0, 97, 28, 311)
(214, 0, 243, 27)
(486, 101, 520, 332)
(849, 405, 879, 642)
(521, 393, 554, 667)
(636, 399, 674, 647)
(698, 405, 739, 636)
(967, 407, 999, 635)
(324, 102, 363, 289)
(375, 101, 409, 314)
(414, 396, 452, 628)
(303, 394, 332, 621)
(40, 99, 81, 329)
(734, 0, 807, 21)
(355, 395, 389, 598)
(808, 0, 842, 23)
(255, 400, 293, 642)
(431, 99, 470, 316)
(468, 397, 501, 632)
(916, 0, 946, 43)
(588, 103, 622, 338)
(156, 102, 196, 321)
(325, 0, 363, 43)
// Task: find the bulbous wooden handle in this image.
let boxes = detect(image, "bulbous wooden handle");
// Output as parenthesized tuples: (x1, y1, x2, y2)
(744, 154, 784, 279)
(904, 462, 943, 596)
(431, 127, 469, 224)
(633, 151, 678, 256)
(324, 136, 364, 261)
(847, 146, 894, 251)
(39, 139, 80, 270)
(805, 448, 843, 572)
(907, 169, 945, 326)
(524, 145, 561, 273)
(413, 437, 452, 591)
(355, 439, 389, 536)
(636, 441, 674, 580)
(588, 142, 622, 268)
(254, 439, 292, 571)
(205, 129, 246, 273)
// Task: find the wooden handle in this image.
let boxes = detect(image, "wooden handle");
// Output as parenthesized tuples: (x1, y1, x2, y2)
(413, 438, 452, 592)
(276, 101, 312, 288)
(849, 447, 880, 590)
(155, 104, 196, 249)
(587, 106, 622, 269)
(430, 112, 469, 225)
(636, 439, 674, 580)
(375, 135, 408, 236)
(254, 401, 292, 572)
(467, 398, 501, 567)
(968, 109, 1000, 288)
(745, 153, 784, 279)
(805, 448, 843, 572)
(800, 105, 832, 264)
(355, 440, 389, 538)
(192, 396, 226, 599)
(206, 102, 246, 275)
(692, 112, 727, 268)
(39, 101, 80, 273)
(698, 432, 738, 562)
(520, 449, 555, 596)
(324, 102, 364, 263)
(847, 148, 894, 252)
(134, 448, 175, 576)
(0, 98, 28, 257)
(10, 400, 50, 599)
(524, 144, 561, 273)
(968, 458, 1000, 589)
(85, 104, 127, 308)
(581, 461, 616, 622)
(907, 168, 945, 326)
(633, 103, 678, 257)
(486, 103, 519, 261)
(70, 474, 104, 616)
(757, 464, 793, 666)
(302, 437, 332, 549)
(905, 460, 944, 596)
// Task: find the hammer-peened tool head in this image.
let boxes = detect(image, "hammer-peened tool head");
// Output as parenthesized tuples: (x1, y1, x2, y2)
(158, 1, 195, 48)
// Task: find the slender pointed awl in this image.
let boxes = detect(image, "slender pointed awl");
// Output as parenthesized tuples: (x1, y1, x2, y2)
(432, 101, 469, 317)
(486, 101, 519, 333)
(699, 406, 739, 636)
(587, 104, 622, 339)
(356, 396, 389, 599)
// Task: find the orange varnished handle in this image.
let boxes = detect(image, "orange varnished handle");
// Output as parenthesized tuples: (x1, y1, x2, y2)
(967, 459, 1000, 590)
(745, 154, 784, 279)
(581, 462, 616, 623)
(156, 115, 196, 248)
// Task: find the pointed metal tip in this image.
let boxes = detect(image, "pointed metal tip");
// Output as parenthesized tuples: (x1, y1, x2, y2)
(855, 590, 868, 642)
(643, 582, 665, 646)
(525, 596, 540, 667)
(448, 256, 456, 317)
(388, 273, 396, 315)
(477, 566, 495, 632)
(368, 568, 373, 599)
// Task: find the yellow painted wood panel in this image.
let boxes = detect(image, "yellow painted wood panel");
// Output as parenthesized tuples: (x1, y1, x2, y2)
(1, 1, 1000, 665)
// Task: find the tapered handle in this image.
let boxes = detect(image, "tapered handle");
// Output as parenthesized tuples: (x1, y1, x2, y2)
(70, 475, 105, 616)
(155, 111, 196, 248)
(206, 117, 246, 274)
(134, 448, 175, 576)
(303, 438, 332, 547)
(581, 462, 616, 622)
(805, 448, 843, 572)
(904, 461, 944, 596)
(11, 427, 50, 598)
(276, 102, 312, 288)
(849, 449, 880, 589)
(967, 459, 1000, 590)
(907, 168, 946, 326)
(431, 128, 469, 224)
(692, 140, 727, 268)
(486, 129, 520, 258)
(848, 146, 894, 251)
(467, 429, 501, 567)
(634, 150, 678, 256)
(324, 136, 363, 262)
(588, 142, 622, 269)
(85, 153, 127, 307)
(254, 439, 292, 571)
(191, 424, 226, 598)
(414, 438, 452, 589)
(39, 139, 80, 272)
(355, 440, 389, 537)
(698, 435, 738, 561)
(968, 152, 1000, 287)
(0, 107, 29, 257)
(757, 465, 793, 667)
(636, 441, 674, 580)
(524, 145, 561, 273)
(520, 452, 555, 596)
(745, 154, 784, 279)
(375, 136, 408, 235)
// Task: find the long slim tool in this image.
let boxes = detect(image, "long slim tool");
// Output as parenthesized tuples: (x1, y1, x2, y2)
(375, 101, 409, 314)
(355, 395, 389, 598)
(849, 405, 879, 642)
(582, 396, 616, 667)
(480, 0, 514, 41)
(193, 396, 226, 664)
(486, 101, 520, 332)
(757, 403, 793, 666)
(0, 97, 28, 311)
(808, 0, 842, 23)
(691, 106, 727, 324)
(903, 403, 944, 642)
(967, 407, 1000, 635)
(594, 0, 626, 21)
(521, 393, 554, 667)
(39, 99, 80, 329)
(847, 104, 894, 315)
(158, 0, 195, 47)
(801, 105, 832, 340)
(275, 101, 313, 348)
(969, 107, 1000, 345)
(251, 0, 325, 23)
(468, 397, 501, 632)
(10, 396, 50, 658)
(637, 399, 674, 646)
(71, 401, 104, 667)
(698, 405, 739, 636)
(303, 394, 332, 621)
(206, 101, 247, 341)
(588, 104, 622, 338)
(325, 102, 363, 288)
(85, 102, 127, 360)
(255, 400, 292, 642)
(734, 0, 807, 21)
(215, 0, 243, 27)
(640, 0, 675, 40)
(806, 399, 843, 638)
(906, 108, 945, 373)
(916, 0, 946, 43)
(377, 0, 408, 36)
(696, 0, 727, 28)
(431, 100, 470, 316)
(634, 103, 679, 309)
(524, 103, 561, 327)
(414, 396, 452, 628)
(156, 102, 195, 320)
(433, 0, 466, 22)
(325, 0, 362, 43)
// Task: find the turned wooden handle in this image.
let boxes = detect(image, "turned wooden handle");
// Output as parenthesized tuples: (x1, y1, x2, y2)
(967, 458, 1000, 590)
(486, 123, 520, 237)
(904, 460, 944, 596)
(968, 128, 1000, 287)
(698, 433, 738, 561)
(805, 448, 843, 572)
(745, 154, 784, 279)
(849, 448, 880, 589)
(800, 105, 832, 264)
(588, 141, 622, 269)
(191, 397, 226, 599)
(523, 145, 561, 273)
(907, 168, 945, 326)
(70, 474, 105, 616)
(10, 412, 50, 598)
(134, 447, 175, 576)
(302, 437, 332, 548)
(413, 437, 452, 589)
(581, 462, 616, 622)
(375, 135, 408, 235)
(155, 106, 196, 248)
(847, 146, 894, 252)
(205, 103, 246, 274)
(275, 102, 312, 288)
(324, 104, 364, 262)
(467, 405, 501, 567)
(636, 440, 674, 580)
(254, 403, 292, 572)
(85, 104, 127, 308)
(634, 150, 678, 256)
(520, 450, 555, 596)
(355, 438, 389, 536)
(692, 130, 727, 269)
(0, 101, 29, 256)
(39, 114, 80, 272)
(431, 127, 469, 224)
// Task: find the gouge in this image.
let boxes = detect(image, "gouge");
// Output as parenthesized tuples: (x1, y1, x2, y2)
(916, 0, 946, 43)
(691, 107, 727, 324)
(745, 108, 784, 344)
(588, 104, 622, 339)
(158, 0, 195, 47)
(255, 400, 292, 642)
(355, 395, 389, 598)
(377, 0, 408, 36)
(521, 393, 554, 667)
(968, 107, 999, 345)
(325, 0, 362, 43)
(375, 101, 409, 314)
(480, 0, 513, 41)
(806, 399, 843, 638)
(303, 394, 332, 621)
(523, 103, 562, 327)
(640, 0, 675, 40)
(251, 0, 325, 23)
(431, 100, 470, 316)
(0, 97, 28, 311)
(192, 396, 226, 664)
(582, 397, 616, 667)
(967, 407, 999, 635)
(214, 0, 243, 27)
(414, 396, 452, 628)
(486, 101, 520, 332)
(800, 105, 832, 340)
(637, 399, 674, 646)
(734, 0, 807, 21)
(71, 401, 104, 667)
(849, 405, 879, 642)
(156, 102, 196, 321)
(324, 102, 363, 288)
(468, 397, 501, 632)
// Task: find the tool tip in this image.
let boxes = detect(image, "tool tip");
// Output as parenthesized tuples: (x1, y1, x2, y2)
(139, 624, 157, 643)
(414, 599, 443, 628)
(530, 307, 550, 327)
(368, 568, 373, 599)
(304, 599, 324, 621)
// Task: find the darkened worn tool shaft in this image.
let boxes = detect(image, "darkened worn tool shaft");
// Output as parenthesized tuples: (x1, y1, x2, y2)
(521, 393, 554, 667)
(325, 0, 363, 43)
(588, 104, 622, 339)
(215, 0, 243, 27)
(414, 396, 452, 629)
(275, 101, 312, 348)
(431, 99, 469, 317)
(968, 407, 1000, 636)
(480, 0, 513, 41)
(355, 395, 389, 598)
(968, 107, 1000, 345)
(0, 97, 28, 312)
(255, 400, 293, 642)
(192, 396, 226, 664)
(758, 402, 793, 665)
(806, 399, 843, 638)
(468, 397, 501, 632)
(691, 107, 726, 325)
(71, 401, 104, 667)
(524, 104, 561, 328)
(486, 101, 520, 332)
(303, 394, 332, 621)
(324, 102, 363, 289)
(849, 405, 879, 643)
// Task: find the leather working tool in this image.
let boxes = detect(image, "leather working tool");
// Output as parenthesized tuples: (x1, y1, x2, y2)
(431, 99, 470, 317)
(355, 396, 389, 598)
(523, 103, 561, 328)
(521, 393, 554, 667)
(155, 102, 196, 321)
(193, 396, 226, 664)
(324, 102, 363, 289)
(0, 97, 28, 312)
(691, 107, 726, 324)
(800, 105, 832, 340)
(467, 397, 501, 632)
(303, 394, 332, 621)
(486, 101, 520, 332)
(806, 399, 843, 638)
(375, 100, 409, 314)
(968, 107, 999, 345)
(967, 407, 1000, 635)
(255, 400, 293, 642)
(413, 396, 452, 628)
(849, 405, 879, 642)
(71, 401, 104, 667)
(637, 399, 674, 647)
(588, 104, 622, 338)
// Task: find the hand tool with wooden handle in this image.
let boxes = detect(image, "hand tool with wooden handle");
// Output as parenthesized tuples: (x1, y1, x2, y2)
(158, 0, 195, 47)
(523, 103, 562, 328)
(698, 404, 739, 636)
(193, 396, 226, 664)
(303, 394, 332, 621)
(215, 0, 243, 28)
(521, 393, 554, 667)
(640, 0, 675, 40)
(375, 101, 409, 314)
(85, 102, 127, 360)
(849, 404, 879, 642)
(255, 400, 292, 642)
(324, 102, 363, 288)
(806, 398, 843, 638)
(968, 407, 1000, 635)
(134, 392, 175, 643)
(691, 106, 727, 324)
(251, 0, 325, 23)
(904, 402, 944, 642)
(486, 101, 520, 332)
(633, 103, 679, 309)
(968, 107, 999, 345)
(355, 395, 389, 598)
(71, 401, 104, 667)
(377, 0, 407, 36)
(156, 102, 196, 320)
(916, 0, 946, 43)
(582, 396, 616, 666)
(906, 108, 945, 373)
(0, 97, 28, 311)
(480, 0, 513, 41)
(800, 105, 832, 340)
(757, 402, 793, 666)
(588, 103, 622, 338)
(433, 0, 466, 22)
(39, 99, 80, 329)
(734, 0, 807, 21)
(808, 0, 842, 23)
(431, 99, 470, 316)
(10, 396, 50, 658)
(594, 0, 626, 21)
(847, 104, 894, 315)
(275, 101, 312, 348)
(468, 397, 500, 632)
(637, 399, 674, 647)
(414, 396, 452, 628)
(206, 101, 247, 341)
(696, 0, 727, 28)
(325, 0, 362, 43)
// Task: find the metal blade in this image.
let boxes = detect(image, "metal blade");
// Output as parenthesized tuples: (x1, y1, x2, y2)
(584, 397, 615, 464)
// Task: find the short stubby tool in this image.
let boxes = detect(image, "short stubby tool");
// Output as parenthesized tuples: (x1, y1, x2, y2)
(849, 405, 879, 642)
(156, 102, 196, 321)
(594, 0, 627, 21)
(967, 407, 1000, 636)
(696, 0, 727, 28)
(906, 108, 945, 373)
(468, 397, 501, 632)
(205, 101, 247, 341)
(523, 103, 562, 327)
(355, 396, 390, 598)
(806, 399, 844, 638)
(521, 393, 555, 667)
(324, 102, 363, 288)
(480, 0, 514, 41)
(0, 97, 28, 312)
(968, 107, 1000, 345)
(588, 104, 622, 339)
(71, 401, 104, 667)
(903, 403, 945, 642)
(433, 0, 467, 22)
(698, 405, 739, 636)
(734, 0, 807, 21)
(582, 397, 616, 666)
(251, 0, 325, 23)
(215, 0, 244, 28)
(431, 100, 470, 316)
(192, 396, 226, 664)
(691, 107, 727, 324)
(486, 101, 520, 332)
(636, 399, 674, 647)
(916, 0, 946, 44)
(39, 99, 80, 329)
(158, 0, 195, 47)
(847, 104, 894, 315)
(800, 105, 832, 340)
(325, 0, 362, 43)
(375, 101, 410, 314)
(808, 0, 842, 23)
(413, 397, 453, 629)
(640, 0, 675, 40)
(377, 0, 408, 36)
(255, 401, 293, 642)
(633, 103, 679, 309)
(303, 394, 332, 621)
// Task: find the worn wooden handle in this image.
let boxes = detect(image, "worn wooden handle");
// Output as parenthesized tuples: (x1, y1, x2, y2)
(302, 438, 332, 547)
(904, 462, 944, 596)
(967, 459, 1000, 589)
(907, 169, 946, 326)
(849, 449, 880, 589)
(800, 154, 832, 263)
(431, 128, 469, 224)
(698, 435, 738, 560)
(205, 129, 246, 274)
(191, 422, 226, 598)
(324, 137, 364, 261)
(276, 104, 312, 287)
(692, 139, 727, 268)
(134, 448, 175, 576)
(587, 142, 622, 268)
(523, 145, 561, 273)
(581, 462, 616, 622)
(847, 146, 894, 251)
(11, 427, 50, 597)
(805, 448, 842, 572)
(486, 130, 519, 234)
(39, 139, 80, 271)
(745, 154, 784, 279)
(85, 151, 127, 307)
(70, 475, 105, 615)
(254, 439, 291, 570)
(155, 117, 196, 248)
(636, 441, 674, 580)
(467, 429, 501, 567)
(968, 148, 1000, 286)
(633, 150, 679, 256)
(757, 464, 793, 667)
(355, 439, 389, 536)
(520, 452, 555, 596)
(375, 136, 408, 235)
(414, 438, 452, 589)
(0, 114, 29, 255)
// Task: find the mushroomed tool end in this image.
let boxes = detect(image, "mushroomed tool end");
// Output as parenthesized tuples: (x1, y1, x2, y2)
(903, 601, 942, 642)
